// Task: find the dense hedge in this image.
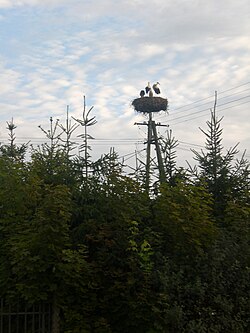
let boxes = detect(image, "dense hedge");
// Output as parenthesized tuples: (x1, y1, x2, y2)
(0, 111, 249, 332)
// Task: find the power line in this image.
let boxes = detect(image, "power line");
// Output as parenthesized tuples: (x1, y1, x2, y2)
(154, 81, 250, 121)
(177, 146, 192, 152)
(178, 140, 204, 148)
(121, 148, 145, 162)
(168, 95, 250, 124)
(169, 81, 250, 113)
(1, 82, 249, 161)
(0, 130, 245, 151)
(166, 87, 250, 118)
(171, 99, 250, 126)
(0, 137, 141, 141)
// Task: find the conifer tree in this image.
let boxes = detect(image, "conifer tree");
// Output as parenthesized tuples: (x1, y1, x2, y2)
(72, 96, 97, 179)
(189, 94, 249, 220)
(160, 130, 186, 186)
(0, 119, 29, 162)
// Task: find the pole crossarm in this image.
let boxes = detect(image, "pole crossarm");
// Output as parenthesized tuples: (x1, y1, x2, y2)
(134, 122, 169, 127)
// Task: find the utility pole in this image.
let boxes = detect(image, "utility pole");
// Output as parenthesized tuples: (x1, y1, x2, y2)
(146, 113, 153, 190)
(135, 114, 168, 191)
(132, 81, 169, 192)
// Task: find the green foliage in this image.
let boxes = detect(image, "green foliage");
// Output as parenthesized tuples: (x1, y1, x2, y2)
(160, 130, 186, 186)
(153, 180, 216, 259)
(0, 109, 249, 332)
(9, 183, 71, 299)
(190, 109, 249, 221)
(0, 119, 29, 161)
(0, 143, 28, 162)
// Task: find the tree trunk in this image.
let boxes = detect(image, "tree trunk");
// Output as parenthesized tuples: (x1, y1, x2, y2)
(51, 294, 60, 333)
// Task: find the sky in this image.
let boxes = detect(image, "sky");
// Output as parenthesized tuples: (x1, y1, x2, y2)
(0, 0, 249, 170)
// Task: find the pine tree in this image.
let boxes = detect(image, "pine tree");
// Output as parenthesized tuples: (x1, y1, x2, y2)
(160, 130, 186, 186)
(189, 93, 249, 220)
(0, 119, 29, 162)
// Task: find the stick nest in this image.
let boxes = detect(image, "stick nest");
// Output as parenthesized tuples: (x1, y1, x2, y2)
(132, 97, 168, 113)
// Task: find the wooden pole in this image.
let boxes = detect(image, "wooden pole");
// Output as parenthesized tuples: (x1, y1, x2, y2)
(152, 121, 166, 184)
(145, 112, 152, 191)
(134, 110, 168, 192)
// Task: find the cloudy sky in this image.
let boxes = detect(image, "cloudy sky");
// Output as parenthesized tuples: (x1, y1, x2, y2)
(0, 0, 249, 168)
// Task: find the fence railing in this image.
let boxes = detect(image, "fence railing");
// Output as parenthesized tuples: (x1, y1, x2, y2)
(0, 299, 51, 333)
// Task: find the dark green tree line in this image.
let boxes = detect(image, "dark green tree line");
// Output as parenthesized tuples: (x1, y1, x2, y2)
(0, 108, 249, 333)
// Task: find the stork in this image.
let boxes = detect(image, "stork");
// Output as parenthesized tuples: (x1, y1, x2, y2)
(153, 82, 160, 94)
(145, 82, 151, 94)
(140, 90, 145, 97)
(149, 89, 153, 97)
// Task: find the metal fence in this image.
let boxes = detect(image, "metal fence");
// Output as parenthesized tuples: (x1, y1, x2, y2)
(0, 299, 51, 333)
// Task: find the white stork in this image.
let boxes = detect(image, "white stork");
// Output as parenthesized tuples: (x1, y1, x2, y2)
(140, 90, 145, 97)
(145, 82, 151, 94)
(153, 82, 160, 94)
(149, 89, 153, 97)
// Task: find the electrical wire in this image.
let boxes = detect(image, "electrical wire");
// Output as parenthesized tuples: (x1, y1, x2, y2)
(1, 82, 248, 164)
(165, 95, 250, 124)
(171, 99, 250, 126)
(153, 82, 250, 122)
(165, 87, 250, 118)
(169, 81, 249, 113)
(178, 140, 204, 148)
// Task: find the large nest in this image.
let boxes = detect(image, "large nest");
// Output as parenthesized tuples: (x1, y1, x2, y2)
(132, 97, 168, 113)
